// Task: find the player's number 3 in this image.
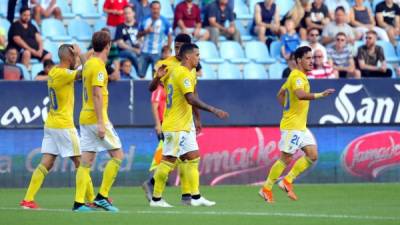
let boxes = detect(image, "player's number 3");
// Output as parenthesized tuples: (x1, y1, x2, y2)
(48, 88, 58, 110)
(166, 84, 173, 108)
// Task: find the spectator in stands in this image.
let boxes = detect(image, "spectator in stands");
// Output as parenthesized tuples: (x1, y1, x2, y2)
(32, 0, 62, 25)
(325, 0, 350, 20)
(301, 27, 328, 62)
(305, 0, 330, 35)
(137, 1, 172, 79)
(349, 0, 390, 42)
(307, 49, 338, 79)
(0, 27, 5, 61)
(327, 32, 361, 79)
(376, 0, 400, 47)
(357, 30, 392, 78)
(203, 0, 241, 46)
(0, 47, 24, 80)
(322, 6, 360, 45)
(250, 0, 280, 45)
(282, 53, 296, 78)
(35, 59, 54, 80)
(281, 19, 301, 61)
(119, 59, 133, 79)
(174, 0, 209, 41)
(115, 6, 141, 74)
(7, 0, 28, 23)
(8, 7, 52, 69)
(280, 0, 307, 40)
(103, 0, 130, 38)
(131, 0, 151, 24)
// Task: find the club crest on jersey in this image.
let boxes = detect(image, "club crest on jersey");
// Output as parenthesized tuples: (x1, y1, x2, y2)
(98, 72, 104, 82)
(183, 78, 191, 88)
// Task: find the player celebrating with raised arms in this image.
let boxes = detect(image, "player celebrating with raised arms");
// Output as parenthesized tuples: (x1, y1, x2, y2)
(73, 31, 124, 212)
(20, 44, 92, 209)
(150, 43, 229, 207)
(259, 46, 335, 203)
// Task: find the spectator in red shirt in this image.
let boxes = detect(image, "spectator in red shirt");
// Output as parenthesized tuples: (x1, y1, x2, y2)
(103, 0, 130, 38)
(307, 49, 338, 79)
(173, 0, 209, 41)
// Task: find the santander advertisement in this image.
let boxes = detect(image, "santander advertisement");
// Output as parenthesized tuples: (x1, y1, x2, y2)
(193, 127, 304, 186)
(342, 130, 400, 178)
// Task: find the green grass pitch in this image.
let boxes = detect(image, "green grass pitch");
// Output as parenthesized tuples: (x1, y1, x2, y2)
(1, 183, 399, 225)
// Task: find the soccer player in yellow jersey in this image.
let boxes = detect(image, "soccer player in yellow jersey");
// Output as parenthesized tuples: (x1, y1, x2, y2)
(144, 34, 196, 204)
(259, 46, 335, 203)
(73, 31, 124, 212)
(150, 43, 229, 207)
(19, 44, 91, 209)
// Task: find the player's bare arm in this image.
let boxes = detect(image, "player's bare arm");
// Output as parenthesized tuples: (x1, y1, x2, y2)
(93, 86, 105, 139)
(184, 92, 229, 119)
(294, 88, 335, 100)
(277, 88, 286, 106)
(193, 89, 202, 133)
(149, 64, 167, 92)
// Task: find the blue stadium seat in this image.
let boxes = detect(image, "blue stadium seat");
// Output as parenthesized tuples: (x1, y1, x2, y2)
(68, 19, 93, 41)
(234, 21, 253, 42)
(219, 41, 250, 64)
(234, 0, 252, 20)
(386, 63, 397, 78)
(269, 40, 284, 61)
(57, 0, 75, 18)
(72, 0, 101, 18)
(0, 18, 10, 37)
(31, 63, 44, 80)
(372, 0, 384, 12)
(268, 62, 287, 79)
(144, 65, 153, 80)
(276, 0, 295, 18)
(196, 41, 224, 64)
(0, 0, 7, 16)
(199, 63, 217, 80)
(44, 40, 60, 63)
(16, 63, 31, 80)
(245, 41, 275, 64)
(249, 0, 263, 15)
(243, 63, 268, 79)
(377, 40, 400, 63)
(98, 0, 106, 15)
(94, 18, 107, 32)
(217, 62, 242, 79)
(41, 19, 72, 41)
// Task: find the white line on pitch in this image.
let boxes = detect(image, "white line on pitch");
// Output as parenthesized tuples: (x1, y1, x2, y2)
(0, 207, 398, 221)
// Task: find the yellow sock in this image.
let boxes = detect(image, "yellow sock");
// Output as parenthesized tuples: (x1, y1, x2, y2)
(85, 177, 95, 203)
(285, 156, 313, 183)
(99, 158, 121, 198)
(153, 160, 175, 198)
(186, 158, 200, 195)
(263, 159, 287, 190)
(24, 164, 48, 201)
(178, 159, 191, 195)
(75, 165, 91, 203)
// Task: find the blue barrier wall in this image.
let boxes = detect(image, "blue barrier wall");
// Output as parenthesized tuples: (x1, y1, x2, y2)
(1, 79, 399, 128)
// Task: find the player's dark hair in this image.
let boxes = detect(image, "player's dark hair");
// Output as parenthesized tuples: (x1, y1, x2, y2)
(58, 44, 73, 59)
(92, 31, 111, 52)
(174, 33, 192, 43)
(178, 43, 199, 58)
(19, 6, 30, 14)
(150, 1, 161, 7)
(294, 46, 312, 64)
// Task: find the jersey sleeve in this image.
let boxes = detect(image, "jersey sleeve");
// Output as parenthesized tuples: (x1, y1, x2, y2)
(91, 66, 106, 87)
(60, 69, 78, 84)
(177, 71, 195, 95)
(290, 75, 306, 91)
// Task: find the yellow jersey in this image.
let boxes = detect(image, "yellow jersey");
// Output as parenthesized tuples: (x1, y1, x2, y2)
(280, 69, 310, 131)
(45, 67, 77, 129)
(154, 56, 180, 87)
(162, 65, 197, 132)
(79, 57, 109, 125)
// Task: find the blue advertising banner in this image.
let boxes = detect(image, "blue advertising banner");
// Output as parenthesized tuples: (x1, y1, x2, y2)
(1, 79, 399, 128)
(0, 126, 399, 187)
